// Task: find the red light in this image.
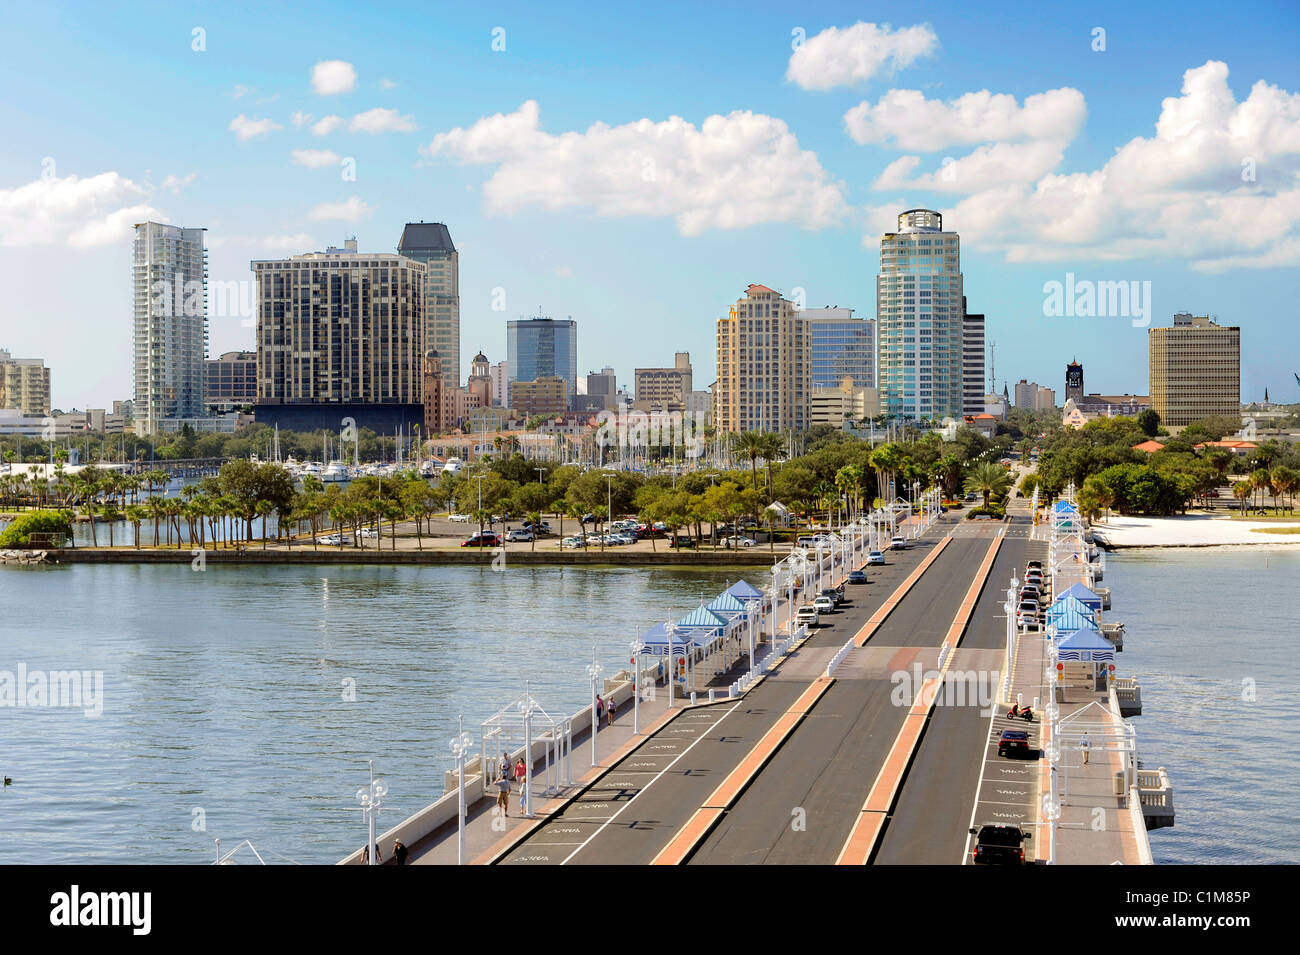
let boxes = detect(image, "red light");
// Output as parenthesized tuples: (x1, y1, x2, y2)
(1057, 663, 1064, 670)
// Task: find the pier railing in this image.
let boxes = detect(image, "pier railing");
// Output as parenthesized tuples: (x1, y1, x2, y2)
(1135, 767, 1175, 829)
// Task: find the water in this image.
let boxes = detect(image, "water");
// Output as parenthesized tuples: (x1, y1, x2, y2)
(0, 561, 747, 864)
(1108, 547, 1300, 864)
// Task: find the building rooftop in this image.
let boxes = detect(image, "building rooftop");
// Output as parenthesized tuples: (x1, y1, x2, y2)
(397, 222, 456, 254)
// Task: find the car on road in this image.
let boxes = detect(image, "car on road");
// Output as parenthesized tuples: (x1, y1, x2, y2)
(669, 537, 697, 549)
(1016, 600, 1040, 627)
(867, 551, 885, 565)
(890, 536, 907, 549)
(1026, 560, 1043, 571)
(997, 729, 1032, 759)
(315, 534, 347, 546)
(360, 527, 380, 539)
(505, 529, 534, 543)
(813, 595, 835, 614)
(795, 606, 820, 628)
(523, 520, 552, 536)
(969, 823, 1032, 865)
(581, 513, 597, 525)
(720, 535, 757, 548)
(559, 536, 585, 549)
(847, 569, 868, 585)
(461, 532, 502, 547)
(448, 513, 471, 522)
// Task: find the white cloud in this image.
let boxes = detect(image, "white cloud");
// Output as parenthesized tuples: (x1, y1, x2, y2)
(845, 87, 1086, 150)
(350, 107, 416, 133)
(871, 62, 1300, 271)
(555, 265, 572, 278)
(232, 84, 254, 100)
(291, 110, 313, 127)
(160, 173, 197, 194)
(229, 114, 282, 141)
(312, 60, 356, 95)
(379, 78, 397, 90)
(309, 197, 372, 222)
(425, 100, 846, 235)
(291, 149, 342, 168)
(312, 115, 343, 136)
(209, 232, 319, 252)
(0, 172, 158, 248)
(873, 140, 1068, 192)
(787, 22, 938, 91)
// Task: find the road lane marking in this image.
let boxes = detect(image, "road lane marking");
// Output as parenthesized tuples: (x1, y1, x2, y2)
(853, 537, 953, 647)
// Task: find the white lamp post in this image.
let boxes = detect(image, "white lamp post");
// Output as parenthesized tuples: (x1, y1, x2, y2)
(630, 639, 645, 734)
(586, 651, 603, 766)
(355, 760, 388, 866)
(744, 597, 759, 677)
(450, 727, 473, 864)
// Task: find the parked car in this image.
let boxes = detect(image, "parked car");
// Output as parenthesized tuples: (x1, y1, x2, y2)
(559, 536, 585, 549)
(669, 537, 697, 549)
(847, 569, 868, 585)
(819, 588, 842, 607)
(448, 513, 471, 522)
(867, 551, 885, 565)
(315, 534, 346, 546)
(720, 536, 757, 548)
(505, 529, 534, 543)
(1026, 560, 1043, 571)
(997, 729, 1032, 759)
(462, 532, 502, 547)
(581, 513, 597, 525)
(813, 595, 835, 614)
(360, 527, 380, 539)
(1016, 600, 1040, 627)
(523, 520, 552, 536)
(795, 606, 820, 627)
(969, 823, 1032, 865)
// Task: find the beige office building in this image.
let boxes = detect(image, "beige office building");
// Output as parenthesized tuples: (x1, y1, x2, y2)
(252, 239, 425, 430)
(811, 377, 879, 428)
(0, 350, 51, 417)
(1148, 312, 1240, 427)
(635, 352, 693, 410)
(714, 284, 810, 434)
(1013, 379, 1056, 411)
(510, 376, 569, 418)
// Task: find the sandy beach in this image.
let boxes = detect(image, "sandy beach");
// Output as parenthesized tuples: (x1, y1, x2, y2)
(1091, 513, 1300, 549)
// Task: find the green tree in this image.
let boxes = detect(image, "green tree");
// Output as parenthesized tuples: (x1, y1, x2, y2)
(1136, 409, 1161, 437)
(963, 461, 1013, 509)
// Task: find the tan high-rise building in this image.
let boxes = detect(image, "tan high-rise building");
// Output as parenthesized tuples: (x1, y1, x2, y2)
(0, 350, 51, 417)
(252, 239, 425, 432)
(1148, 312, 1240, 427)
(714, 285, 810, 434)
(511, 376, 569, 419)
(635, 352, 693, 410)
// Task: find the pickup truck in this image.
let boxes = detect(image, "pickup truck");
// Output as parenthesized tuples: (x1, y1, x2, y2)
(969, 823, 1032, 865)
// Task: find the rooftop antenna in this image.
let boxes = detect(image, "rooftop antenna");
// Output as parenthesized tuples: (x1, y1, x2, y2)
(987, 340, 996, 393)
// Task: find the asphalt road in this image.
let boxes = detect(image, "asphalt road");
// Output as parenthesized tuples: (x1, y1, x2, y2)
(495, 526, 954, 865)
(686, 528, 1000, 865)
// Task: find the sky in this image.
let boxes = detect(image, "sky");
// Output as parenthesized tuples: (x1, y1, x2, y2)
(2, 0, 1299, 411)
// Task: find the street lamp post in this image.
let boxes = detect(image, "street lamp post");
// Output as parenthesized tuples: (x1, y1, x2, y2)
(630, 639, 645, 733)
(745, 597, 760, 677)
(356, 760, 388, 866)
(450, 725, 473, 864)
(586, 650, 603, 766)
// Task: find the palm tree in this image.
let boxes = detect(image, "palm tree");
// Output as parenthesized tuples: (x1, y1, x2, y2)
(758, 432, 786, 496)
(964, 461, 1013, 509)
(256, 499, 274, 550)
(147, 495, 165, 547)
(732, 431, 765, 490)
(1250, 468, 1271, 512)
(78, 479, 100, 547)
(527, 510, 541, 552)
(1232, 480, 1252, 514)
(125, 504, 147, 550)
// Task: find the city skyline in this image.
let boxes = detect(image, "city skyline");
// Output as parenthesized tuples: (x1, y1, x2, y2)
(2, 2, 1299, 411)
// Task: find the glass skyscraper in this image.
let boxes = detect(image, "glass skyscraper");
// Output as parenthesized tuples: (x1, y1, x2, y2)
(876, 209, 964, 421)
(803, 307, 875, 389)
(397, 222, 459, 387)
(507, 316, 578, 394)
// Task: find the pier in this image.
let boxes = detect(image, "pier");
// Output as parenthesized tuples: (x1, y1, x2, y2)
(341, 493, 1172, 865)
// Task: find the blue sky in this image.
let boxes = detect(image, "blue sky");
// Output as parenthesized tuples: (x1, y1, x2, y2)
(2, 0, 1299, 410)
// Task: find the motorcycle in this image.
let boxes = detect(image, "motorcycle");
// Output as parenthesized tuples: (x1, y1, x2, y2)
(1008, 706, 1035, 723)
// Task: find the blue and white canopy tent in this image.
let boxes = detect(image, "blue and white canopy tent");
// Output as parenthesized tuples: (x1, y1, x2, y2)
(1045, 595, 1098, 633)
(674, 604, 731, 693)
(1055, 626, 1115, 662)
(725, 579, 767, 607)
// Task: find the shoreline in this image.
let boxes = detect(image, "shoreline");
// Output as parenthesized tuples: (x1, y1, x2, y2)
(1090, 513, 1300, 550)
(33, 547, 779, 567)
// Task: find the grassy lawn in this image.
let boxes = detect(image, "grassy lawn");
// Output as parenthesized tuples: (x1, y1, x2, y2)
(1229, 510, 1300, 520)
(1251, 526, 1300, 535)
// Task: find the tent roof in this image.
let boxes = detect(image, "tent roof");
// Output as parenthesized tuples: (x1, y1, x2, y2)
(1048, 594, 1096, 617)
(1059, 583, 1103, 609)
(1054, 500, 1080, 513)
(1056, 627, 1115, 660)
(707, 592, 747, 615)
(676, 605, 729, 631)
(636, 621, 710, 652)
(725, 579, 765, 601)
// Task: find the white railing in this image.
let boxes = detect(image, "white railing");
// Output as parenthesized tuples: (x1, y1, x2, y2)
(826, 635, 856, 678)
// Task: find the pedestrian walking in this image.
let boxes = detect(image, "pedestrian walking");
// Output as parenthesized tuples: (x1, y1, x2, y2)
(1081, 732, 1091, 765)
(393, 839, 409, 865)
(607, 695, 617, 725)
(494, 772, 511, 817)
(595, 694, 604, 723)
(362, 842, 382, 864)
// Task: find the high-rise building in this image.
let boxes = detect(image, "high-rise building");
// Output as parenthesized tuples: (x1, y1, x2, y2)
(133, 221, 208, 433)
(0, 350, 51, 417)
(714, 284, 810, 434)
(586, 366, 616, 398)
(467, 351, 493, 408)
(510, 376, 569, 418)
(876, 209, 964, 420)
(252, 239, 426, 432)
(1013, 379, 1055, 410)
(204, 350, 256, 414)
(803, 307, 875, 390)
(489, 361, 508, 407)
(635, 352, 694, 410)
(961, 300, 985, 416)
(507, 316, 578, 394)
(1148, 312, 1241, 427)
(397, 223, 459, 387)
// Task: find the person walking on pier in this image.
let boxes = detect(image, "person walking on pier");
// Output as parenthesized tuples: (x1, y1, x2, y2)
(1081, 732, 1091, 765)
(393, 839, 409, 865)
(495, 772, 511, 817)
(595, 694, 604, 724)
(607, 695, 617, 725)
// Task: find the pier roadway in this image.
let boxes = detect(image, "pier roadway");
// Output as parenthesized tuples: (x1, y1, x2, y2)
(871, 522, 1038, 865)
(682, 526, 1003, 865)
(494, 523, 954, 866)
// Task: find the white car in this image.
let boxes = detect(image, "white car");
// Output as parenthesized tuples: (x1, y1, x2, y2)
(448, 513, 471, 522)
(506, 529, 534, 542)
(795, 606, 820, 628)
(316, 534, 347, 546)
(813, 595, 835, 613)
(867, 551, 885, 565)
(721, 536, 757, 548)
(890, 536, 907, 549)
(559, 536, 585, 549)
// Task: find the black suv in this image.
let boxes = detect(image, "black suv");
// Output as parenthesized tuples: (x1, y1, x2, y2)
(969, 823, 1032, 865)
